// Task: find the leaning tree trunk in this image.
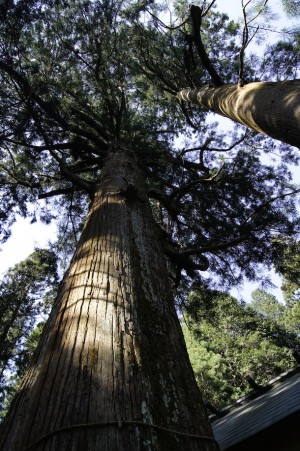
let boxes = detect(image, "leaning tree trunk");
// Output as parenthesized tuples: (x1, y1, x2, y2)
(0, 146, 217, 451)
(178, 80, 300, 148)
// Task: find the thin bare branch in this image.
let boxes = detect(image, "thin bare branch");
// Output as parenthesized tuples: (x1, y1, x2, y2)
(179, 100, 199, 129)
(239, 0, 269, 85)
(202, 0, 218, 17)
(180, 133, 248, 156)
(247, 0, 269, 25)
(146, 9, 188, 31)
(38, 187, 74, 199)
(242, 187, 300, 226)
(248, 24, 298, 35)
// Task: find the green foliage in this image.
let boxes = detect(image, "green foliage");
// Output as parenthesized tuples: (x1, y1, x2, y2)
(283, 301, 300, 333)
(261, 38, 300, 81)
(183, 325, 238, 407)
(0, 321, 45, 421)
(0, 249, 58, 419)
(274, 240, 300, 304)
(282, 0, 300, 17)
(272, 239, 300, 332)
(250, 289, 284, 321)
(183, 288, 299, 408)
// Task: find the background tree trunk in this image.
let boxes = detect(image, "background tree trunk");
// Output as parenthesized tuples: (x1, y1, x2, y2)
(0, 146, 217, 451)
(178, 80, 300, 148)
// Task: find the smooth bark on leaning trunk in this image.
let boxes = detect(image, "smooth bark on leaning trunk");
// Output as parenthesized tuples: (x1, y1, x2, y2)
(0, 146, 217, 451)
(178, 80, 300, 148)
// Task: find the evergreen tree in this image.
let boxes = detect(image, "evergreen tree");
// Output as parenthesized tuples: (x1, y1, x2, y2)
(250, 289, 285, 322)
(0, 249, 58, 420)
(273, 239, 300, 333)
(274, 240, 300, 304)
(0, 1, 299, 450)
(282, 0, 300, 17)
(183, 288, 299, 408)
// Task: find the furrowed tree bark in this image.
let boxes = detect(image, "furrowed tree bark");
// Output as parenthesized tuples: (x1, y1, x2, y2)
(178, 80, 300, 148)
(0, 146, 217, 451)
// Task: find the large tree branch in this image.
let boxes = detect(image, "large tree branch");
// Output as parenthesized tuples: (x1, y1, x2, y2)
(148, 188, 179, 218)
(0, 59, 108, 148)
(161, 237, 210, 271)
(179, 100, 199, 129)
(38, 187, 75, 199)
(0, 60, 70, 129)
(177, 81, 300, 148)
(170, 165, 223, 201)
(69, 106, 110, 142)
(142, 60, 178, 94)
(0, 163, 41, 190)
(190, 5, 224, 87)
(27, 107, 96, 196)
(56, 157, 95, 196)
(0, 137, 73, 152)
(174, 155, 210, 173)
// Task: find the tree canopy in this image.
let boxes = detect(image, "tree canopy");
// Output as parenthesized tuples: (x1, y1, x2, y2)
(0, 0, 299, 291)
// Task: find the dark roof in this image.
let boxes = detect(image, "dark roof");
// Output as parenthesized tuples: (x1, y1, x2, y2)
(211, 366, 300, 450)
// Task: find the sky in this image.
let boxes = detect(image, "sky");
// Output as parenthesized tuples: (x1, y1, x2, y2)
(0, 0, 298, 303)
(218, 0, 284, 21)
(0, 218, 56, 276)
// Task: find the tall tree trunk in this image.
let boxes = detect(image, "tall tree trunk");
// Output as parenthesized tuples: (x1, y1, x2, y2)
(0, 146, 217, 451)
(178, 80, 300, 148)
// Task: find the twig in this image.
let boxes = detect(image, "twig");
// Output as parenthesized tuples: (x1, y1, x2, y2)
(146, 9, 188, 31)
(242, 187, 300, 226)
(239, 0, 269, 86)
(179, 100, 199, 130)
(202, 0, 217, 17)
